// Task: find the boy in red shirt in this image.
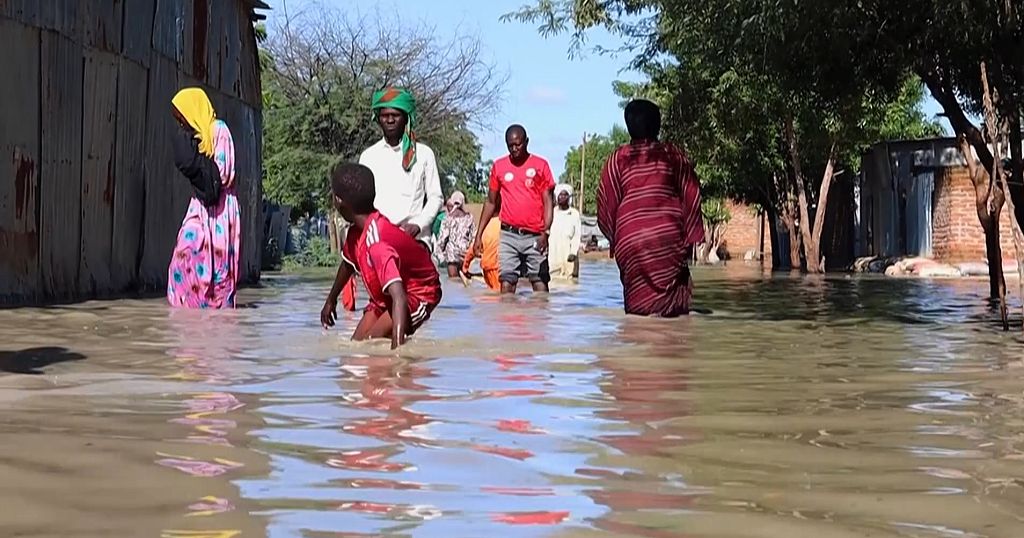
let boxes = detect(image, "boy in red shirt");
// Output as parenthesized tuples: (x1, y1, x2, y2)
(320, 163, 442, 348)
(473, 124, 555, 293)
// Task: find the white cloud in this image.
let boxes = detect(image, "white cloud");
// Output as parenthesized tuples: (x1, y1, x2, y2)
(525, 85, 567, 105)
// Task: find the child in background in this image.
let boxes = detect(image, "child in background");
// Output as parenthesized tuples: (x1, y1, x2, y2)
(462, 215, 501, 291)
(320, 163, 442, 348)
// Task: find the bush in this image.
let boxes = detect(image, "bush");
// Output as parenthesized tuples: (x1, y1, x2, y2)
(282, 236, 339, 270)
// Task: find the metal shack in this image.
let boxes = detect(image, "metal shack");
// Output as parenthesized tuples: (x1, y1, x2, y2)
(856, 138, 1015, 263)
(0, 0, 267, 304)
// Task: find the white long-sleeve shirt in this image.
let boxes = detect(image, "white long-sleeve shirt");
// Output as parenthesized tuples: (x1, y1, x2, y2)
(358, 138, 443, 245)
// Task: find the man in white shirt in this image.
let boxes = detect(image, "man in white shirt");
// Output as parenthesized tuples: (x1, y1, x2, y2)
(358, 87, 443, 247)
(339, 87, 442, 311)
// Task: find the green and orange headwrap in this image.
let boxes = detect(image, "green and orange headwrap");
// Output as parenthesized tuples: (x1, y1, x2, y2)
(371, 87, 417, 171)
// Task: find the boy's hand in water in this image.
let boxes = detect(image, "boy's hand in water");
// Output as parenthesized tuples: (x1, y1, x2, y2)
(320, 299, 337, 329)
(391, 325, 407, 350)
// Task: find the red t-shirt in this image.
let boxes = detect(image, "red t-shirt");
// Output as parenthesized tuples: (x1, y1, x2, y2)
(342, 212, 442, 315)
(489, 154, 555, 233)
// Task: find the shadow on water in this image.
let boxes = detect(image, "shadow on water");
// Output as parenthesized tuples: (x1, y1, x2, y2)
(0, 347, 86, 375)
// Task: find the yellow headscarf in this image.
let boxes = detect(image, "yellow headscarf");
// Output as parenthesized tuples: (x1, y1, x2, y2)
(172, 87, 217, 157)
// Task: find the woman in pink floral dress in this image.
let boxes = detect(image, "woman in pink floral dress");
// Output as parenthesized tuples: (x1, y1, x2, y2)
(167, 87, 241, 309)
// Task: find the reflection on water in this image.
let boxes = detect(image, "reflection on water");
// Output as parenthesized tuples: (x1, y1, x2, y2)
(2, 261, 1024, 537)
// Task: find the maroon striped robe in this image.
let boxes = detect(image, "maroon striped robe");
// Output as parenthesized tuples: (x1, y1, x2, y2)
(597, 141, 704, 317)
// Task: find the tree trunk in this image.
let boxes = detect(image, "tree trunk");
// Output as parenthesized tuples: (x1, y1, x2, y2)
(781, 210, 801, 270)
(328, 208, 339, 254)
(981, 61, 1024, 330)
(767, 206, 784, 270)
(961, 135, 1006, 304)
(783, 117, 835, 273)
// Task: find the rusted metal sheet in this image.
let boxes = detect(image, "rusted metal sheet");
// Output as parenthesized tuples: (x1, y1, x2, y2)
(0, 0, 38, 26)
(152, 0, 184, 62)
(110, 59, 149, 292)
(79, 50, 119, 295)
(0, 19, 41, 301)
(40, 31, 84, 299)
(82, 0, 124, 53)
(121, 0, 155, 66)
(140, 53, 181, 290)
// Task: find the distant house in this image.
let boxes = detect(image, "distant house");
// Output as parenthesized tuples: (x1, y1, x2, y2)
(856, 138, 1014, 263)
(718, 200, 772, 262)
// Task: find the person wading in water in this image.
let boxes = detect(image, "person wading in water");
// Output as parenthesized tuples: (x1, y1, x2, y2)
(597, 99, 704, 316)
(338, 87, 443, 311)
(473, 125, 555, 294)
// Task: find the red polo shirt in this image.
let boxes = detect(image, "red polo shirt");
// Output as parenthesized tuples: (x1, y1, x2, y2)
(489, 154, 555, 233)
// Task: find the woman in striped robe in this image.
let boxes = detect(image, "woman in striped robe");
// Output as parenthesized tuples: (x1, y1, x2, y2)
(597, 99, 705, 317)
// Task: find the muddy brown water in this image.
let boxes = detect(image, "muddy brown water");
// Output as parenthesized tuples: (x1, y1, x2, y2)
(2, 261, 1024, 537)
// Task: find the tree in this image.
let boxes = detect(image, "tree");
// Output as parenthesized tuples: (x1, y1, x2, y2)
(698, 198, 731, 264)
(260, 6, 507, 217)
(506, 0, 943, 273)
(561, 126, 630, 214)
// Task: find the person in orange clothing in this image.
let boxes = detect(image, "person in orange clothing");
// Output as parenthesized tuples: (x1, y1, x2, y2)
(462, 214, 502, 291)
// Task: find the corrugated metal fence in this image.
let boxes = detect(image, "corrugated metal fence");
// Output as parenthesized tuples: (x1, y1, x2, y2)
(0, 0, 264, 304)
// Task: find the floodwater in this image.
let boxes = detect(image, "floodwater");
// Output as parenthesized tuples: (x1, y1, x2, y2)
(2, 260, 1024, 538)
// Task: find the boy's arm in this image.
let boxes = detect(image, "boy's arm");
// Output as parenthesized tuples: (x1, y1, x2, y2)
(321, 260, 354, 329)
(385, 281, 410, 349)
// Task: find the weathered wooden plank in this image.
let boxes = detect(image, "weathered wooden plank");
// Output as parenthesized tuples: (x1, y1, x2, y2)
(191, 0, 209, 81)
(140, 53, 181, 290)
(110, 59, 148, 292)
(82, 0, 124, 53)
(228, 101, 262, 283)
(206, 0, 226, 89)
(0, 0, 38, 26)
(0, 19, 40, 301)
(80, 50, 120, 296)
(238, 11, 261, 106)
(122, 0, 155, 66)
(152, 0, 184, 62)
(219, 0, 241, 96)
(39, 31, 83, 299)
(38, 0, 81, 40)
(179, 0, 194, 75)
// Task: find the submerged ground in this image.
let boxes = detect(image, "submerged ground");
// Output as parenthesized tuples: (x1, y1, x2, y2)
(1, 261, 1023, 537)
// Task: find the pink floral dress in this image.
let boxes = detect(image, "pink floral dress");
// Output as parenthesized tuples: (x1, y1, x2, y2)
(167, 120, 241, 308)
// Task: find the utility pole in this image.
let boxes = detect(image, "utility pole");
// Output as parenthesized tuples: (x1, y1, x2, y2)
(579, 132, 587, 214)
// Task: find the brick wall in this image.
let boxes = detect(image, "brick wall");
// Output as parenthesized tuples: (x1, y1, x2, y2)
(719, 199, 772, 261)
(931, 166, 1014, 263)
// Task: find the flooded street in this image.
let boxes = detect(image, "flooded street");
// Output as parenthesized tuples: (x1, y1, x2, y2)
(2, 260, 1024, 537)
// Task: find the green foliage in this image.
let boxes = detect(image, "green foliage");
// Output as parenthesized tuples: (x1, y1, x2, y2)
(561, 126, 630, 214)
(259, 9, 504, 219)
(282, 236, 340, 270)
(701, 197, 731, 226)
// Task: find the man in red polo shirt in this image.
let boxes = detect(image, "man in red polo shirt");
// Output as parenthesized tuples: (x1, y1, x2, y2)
(473, 124, 555, 293)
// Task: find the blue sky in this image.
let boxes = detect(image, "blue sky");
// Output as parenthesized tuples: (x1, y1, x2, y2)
(266, 1, 948, 177)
